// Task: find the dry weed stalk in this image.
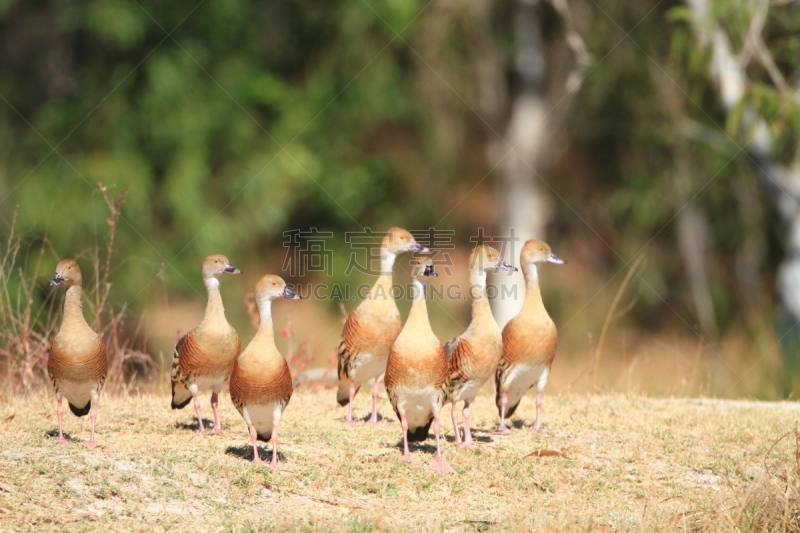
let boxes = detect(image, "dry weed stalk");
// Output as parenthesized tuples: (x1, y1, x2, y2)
(0, 209, 55, 395)
(682, 426, 800, 532)
(569, 254, 643, 391)
(0, 184, 155, 396)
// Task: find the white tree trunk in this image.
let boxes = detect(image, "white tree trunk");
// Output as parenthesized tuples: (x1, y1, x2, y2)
(686, 0, 800, 386)
(491, 0, 552, 328)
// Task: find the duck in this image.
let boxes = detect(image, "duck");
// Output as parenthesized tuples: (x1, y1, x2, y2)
(47, 258, 108, 448)
(229, 275, 300, 468)
(385, 259, 453, 474)
(445, 246, 517, 447)
(494, 239, 565, 435)
(337, 227, 428, 425)
(171, 254, 242, 434)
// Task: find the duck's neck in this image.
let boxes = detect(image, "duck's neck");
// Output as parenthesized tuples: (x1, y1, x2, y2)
(252, 297, 275, 345)
(60, 284, 93, 334)
(201, 276, 227, 325)
(468, 269, 495, 325)
(406, 278, 432, 332)
(368, 246, 396, 300)
(522, 262, 545, 311)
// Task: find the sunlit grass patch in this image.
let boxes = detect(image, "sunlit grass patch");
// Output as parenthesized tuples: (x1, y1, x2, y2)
(0, 388, 797, 531)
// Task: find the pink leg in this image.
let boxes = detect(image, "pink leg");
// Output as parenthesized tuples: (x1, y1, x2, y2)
(193, 396, 206, 435)
(210, 392, 223, 433)
(400, 415, 413, 462)
(493, 392, 511, 435)
(56, 400, 66, 444)
(346, 381, 356, 426)
(269, 423, 280, 470)
(428, 418, 455, 474)
(83, 404, 98, 449)
(460, 400, 473, 448)
(248, 424, 262, 463)
(450, 402, 462, 445)
(531, 391, 548, 433)
(366, 378, 381, 425)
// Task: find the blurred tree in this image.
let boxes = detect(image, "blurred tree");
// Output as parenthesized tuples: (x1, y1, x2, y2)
(679, 0, 800, 390)
(489, 0, 590, 327)
(0, 0, 466, 304)
(0, 0, 798, 396)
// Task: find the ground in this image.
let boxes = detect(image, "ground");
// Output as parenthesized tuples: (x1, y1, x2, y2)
(0, 387, 798, 532)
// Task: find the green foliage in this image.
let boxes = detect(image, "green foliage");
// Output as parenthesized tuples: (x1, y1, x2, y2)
(3, 0, 800, 349)
(0, 0, 471, 307)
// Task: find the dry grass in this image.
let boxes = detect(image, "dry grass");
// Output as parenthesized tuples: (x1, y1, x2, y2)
(0, 385, 798, 532)
(0, 184, 156, 397)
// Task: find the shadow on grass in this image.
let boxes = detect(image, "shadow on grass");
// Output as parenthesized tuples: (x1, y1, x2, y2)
(225, 444, 285, 464)
(361, 412, 395, 424)
(443, 431, 494, 444)
(389, 439, 441, 455)
(44, 429, 77, 442)
(174, 419, 214, 432)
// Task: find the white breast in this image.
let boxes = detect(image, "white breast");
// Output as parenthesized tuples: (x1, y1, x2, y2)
(502, 364, 549, 411)
(189, 375, 227, 395)
(395, 386, 441, 427)
(242, 403, 283, 437)
(453, 379, 483, 403)
(57, 379, 96, 408)
(348, 353, 386, 385)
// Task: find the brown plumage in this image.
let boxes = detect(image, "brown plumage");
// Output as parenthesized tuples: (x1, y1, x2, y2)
(170, 254, 242, 434)
(47, 258, 108, 447)
(385, 260, 453, 474)
(445, 246, 517, 447)
(337, 227, 428, 425)
(494, 240, 565, 435)
(230, 274, 300, 468)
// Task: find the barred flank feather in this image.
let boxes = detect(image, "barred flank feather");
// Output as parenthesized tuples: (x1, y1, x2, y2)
(170, 334, 193, 409)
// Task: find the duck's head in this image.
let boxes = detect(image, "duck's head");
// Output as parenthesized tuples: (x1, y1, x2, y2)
(411, 257, 438, 279)
(520, 240, 565, 266)
(384, 227, 429, 255)
(49, 258, 82, 288)
(202, 254, 241, 280)
(254, 274, 300, 301)
(469, 245, 517, 273)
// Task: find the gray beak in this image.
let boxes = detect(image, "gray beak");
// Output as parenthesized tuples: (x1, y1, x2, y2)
(223, 264, 242, 274)
(495, 260, 518, 272)
(281, 286, 301, 300)
(49, 272, 65, 286)
(546, 253, 566, 265)
(409, 242, 429, 253)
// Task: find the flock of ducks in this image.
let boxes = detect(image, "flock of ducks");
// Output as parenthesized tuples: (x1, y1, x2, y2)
(46, 227, 565, 474)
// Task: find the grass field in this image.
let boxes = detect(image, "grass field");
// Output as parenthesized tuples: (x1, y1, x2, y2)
(1, 385, 799, 532)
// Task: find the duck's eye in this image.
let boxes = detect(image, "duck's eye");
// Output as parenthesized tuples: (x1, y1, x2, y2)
(400, 235, 407, 241)
(272, 281, 278, 287)
(539, 247, 544, 252)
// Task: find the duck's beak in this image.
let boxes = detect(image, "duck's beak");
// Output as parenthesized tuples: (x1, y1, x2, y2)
(281, 286, 301, 300)
(546, 253, 566, 265)
(409, 241, 429, 253)
(223, 264, 242, 274)
(49, 272, 65, 286)
(495, 260, 518, 272)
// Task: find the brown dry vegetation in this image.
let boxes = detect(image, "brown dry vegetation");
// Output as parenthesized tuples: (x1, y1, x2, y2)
(0, 386, 798, 532)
